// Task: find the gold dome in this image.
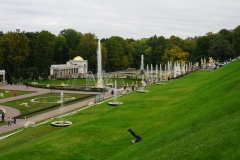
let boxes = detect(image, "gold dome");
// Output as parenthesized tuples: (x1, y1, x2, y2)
(73, 56, 84, 60)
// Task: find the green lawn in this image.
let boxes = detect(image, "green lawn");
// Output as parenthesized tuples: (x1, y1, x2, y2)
(0, 90, 35, 99)
(1, 92, 94, 118)
(24, 77, 145, 87)
(0, 59, 240, 159)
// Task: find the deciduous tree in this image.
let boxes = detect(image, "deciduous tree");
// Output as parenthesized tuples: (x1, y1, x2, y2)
(34, 30, 55, 73)
(77, 33, 98, 71)
(7, 31, 29, 73)
(55, 35, 67, 64)
(104, 36, 127, 70)
(208, 39, 235, 62)
(60, 29, 82, 60)
(0, 36, 4, 68)
(232, 25, 240, 57)
(25, 32, 38, 69)
(134, 38, 151, 68)
(162, 45, 189, 64)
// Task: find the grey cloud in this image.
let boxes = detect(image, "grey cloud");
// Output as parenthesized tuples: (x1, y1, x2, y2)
(0, 0, 239, 39)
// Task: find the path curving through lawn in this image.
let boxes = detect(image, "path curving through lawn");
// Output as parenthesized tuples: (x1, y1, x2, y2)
(0, 84, 112, 135)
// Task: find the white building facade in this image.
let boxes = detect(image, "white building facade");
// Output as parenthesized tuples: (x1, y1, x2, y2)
(0, 70, 6, 82)
(50, 56, 88, 79)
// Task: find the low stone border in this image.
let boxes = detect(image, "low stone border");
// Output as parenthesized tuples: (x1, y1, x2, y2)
(0, 108, 6, 117)
(0, 129, 24, 140)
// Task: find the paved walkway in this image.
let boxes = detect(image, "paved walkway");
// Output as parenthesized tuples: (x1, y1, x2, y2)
(0, 84, 112, 135)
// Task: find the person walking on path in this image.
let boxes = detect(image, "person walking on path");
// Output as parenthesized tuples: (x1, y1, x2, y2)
(1, 111, 4, 122)
(13, 117, 16, 124)
(127, 129, 142, 144)
(7, 117, 11, 127)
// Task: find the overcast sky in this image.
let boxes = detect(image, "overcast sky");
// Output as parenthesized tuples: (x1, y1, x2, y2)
(1, 0, 240, 40)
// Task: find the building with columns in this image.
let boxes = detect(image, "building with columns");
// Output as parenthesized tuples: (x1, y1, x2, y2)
(0, 70, 6, 82)
(50, 56, 88, 79)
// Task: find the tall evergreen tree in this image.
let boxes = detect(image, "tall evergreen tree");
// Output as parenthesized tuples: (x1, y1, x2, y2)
(43, 68, 48, 80)
(22, 69, 28, 80)
(32, 68, 39, 80)
(34, 30, 55, 73)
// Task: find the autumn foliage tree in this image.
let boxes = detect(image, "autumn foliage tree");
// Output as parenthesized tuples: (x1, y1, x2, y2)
(162, 45, 189, 64)
(0, 25, 240, 78)
(7, 31, 29, 73)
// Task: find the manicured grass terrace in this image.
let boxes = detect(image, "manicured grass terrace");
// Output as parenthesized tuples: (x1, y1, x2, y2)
(0, 59, 239, 159)
(0, 90, 35, 99)
(1, 92, 95, 118)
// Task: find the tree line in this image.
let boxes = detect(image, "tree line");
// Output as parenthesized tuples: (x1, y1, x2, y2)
(0, 25, 239, 82)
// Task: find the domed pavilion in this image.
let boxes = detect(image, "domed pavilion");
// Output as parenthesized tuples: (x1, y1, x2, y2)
(50, 56, 88, 79)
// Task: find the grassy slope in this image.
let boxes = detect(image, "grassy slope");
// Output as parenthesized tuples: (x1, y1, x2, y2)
(0, 59, 240, 160)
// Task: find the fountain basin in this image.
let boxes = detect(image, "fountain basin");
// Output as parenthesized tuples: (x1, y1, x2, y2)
(137, 90, 148, 93)
(156, 83, 165, 85)
(108, 102, 123, 106)
(51, 121, 72, 127)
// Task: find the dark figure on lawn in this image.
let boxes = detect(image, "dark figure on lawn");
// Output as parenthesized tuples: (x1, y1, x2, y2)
(1, 111, 4, 122)
(127, 129, 142, 144)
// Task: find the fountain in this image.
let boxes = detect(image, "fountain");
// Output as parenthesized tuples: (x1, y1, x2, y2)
(85, 40, 106, 91)
(85, 71, 96, 90)
(66, 77, 77, 88)
(146, 64, 149, 82)
(164, 64, 167, 80)
(104, 74, 114, 92)
(137, 85, 148, 92)
(160, 64, 162, 81)
(139, 54, 146, 86)
(156, 64, 165, 85)
(137, 55, 148, 93)
(140, 54, 144, 75)
(96, 39, 104, 88)
(167, 61, 170, 79)
(150, 64, 153, 83)
(66, 79, 71, 87)
(169, 61, 173, 79)
(155, 64, 158, 82)
(108, 81, 123, 106)
(52, 92, 72, 127)
(71, 77, 77, 88)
